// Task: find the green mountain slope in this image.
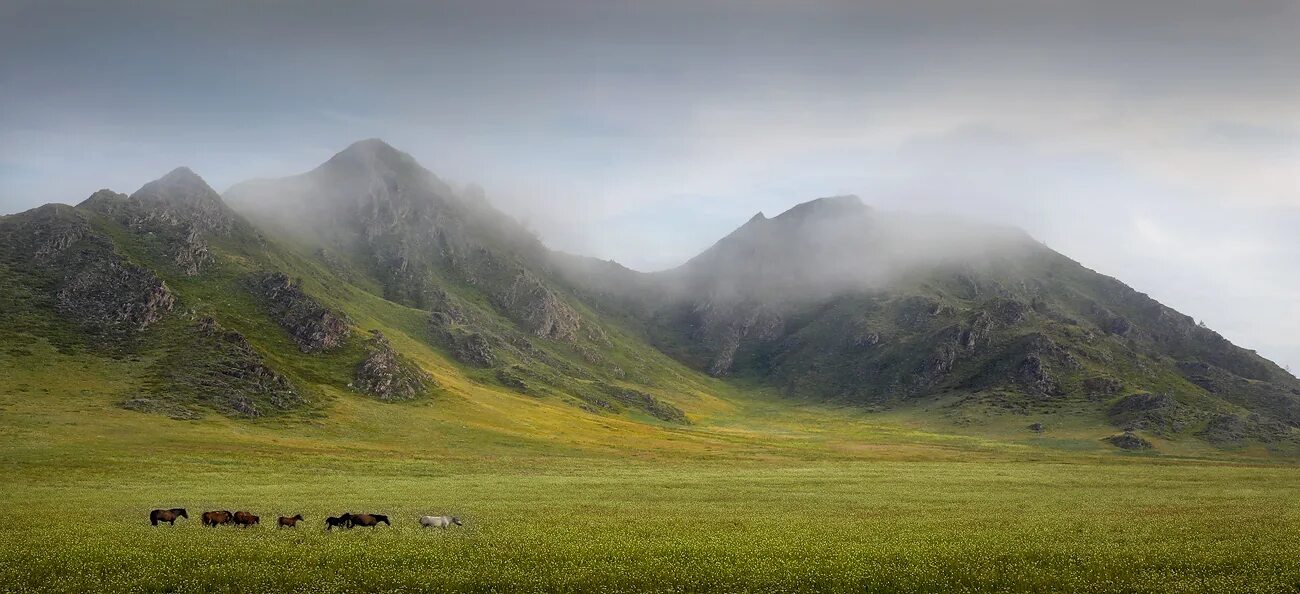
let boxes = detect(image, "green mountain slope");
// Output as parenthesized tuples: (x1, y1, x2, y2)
(1, 155, 709, 429)
(2, 139, 1297, 454)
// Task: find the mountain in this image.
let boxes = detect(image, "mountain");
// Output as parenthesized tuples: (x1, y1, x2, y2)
(2, 139, 1297, 452)
(555, 195, 1300, 447)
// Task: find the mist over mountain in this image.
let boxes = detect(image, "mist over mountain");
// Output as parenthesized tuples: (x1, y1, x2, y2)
(2, 139, 1297, 451)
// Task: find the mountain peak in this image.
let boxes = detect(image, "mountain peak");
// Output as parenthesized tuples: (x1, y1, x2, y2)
(322, 138, 424, 176)
(159, 166, 203, 184)
(133, 166, 219, 202)
(773, 195, 866, 222)
(339, 137, 400, 157)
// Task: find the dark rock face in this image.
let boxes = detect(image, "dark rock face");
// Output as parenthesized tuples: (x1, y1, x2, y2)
(1176, 361, 1300, 428)
(1197, 413, 1296, 446)
(0, 204, 175, 334)
(250, 272, 350, 352)
(1016, 355, 1056, 395)
(494, 271, 581, 341)
(136, 316, 301, 417)
(56, 257, 176, 332)
(353, 330, 432, 401)
(427, 305, 498, 367)
(680, 300, 784, 377)
(1106, 393, 1201, 435)
(453, 333, 497, 367)
(21, 204, 91, 261)
(1106, 431, 1153, 450)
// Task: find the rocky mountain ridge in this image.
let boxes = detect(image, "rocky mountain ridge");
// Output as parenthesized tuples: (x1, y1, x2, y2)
(2, 138, 1297, 451)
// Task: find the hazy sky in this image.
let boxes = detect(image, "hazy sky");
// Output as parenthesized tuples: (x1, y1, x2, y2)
(2, 0, 1298, 371)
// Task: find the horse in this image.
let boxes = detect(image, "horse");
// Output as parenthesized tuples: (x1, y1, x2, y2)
(348, 513, 390, 528)
(202, 510, 234, 527)
(149, 508, 188, 526)
(419, 516, 463, 529)
(233, 511, 260, 528)
(325, 515, 351, 531)
(277, 514, 304, 528)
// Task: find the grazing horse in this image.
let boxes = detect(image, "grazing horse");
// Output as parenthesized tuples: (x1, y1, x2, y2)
(348, 513, 390, 528)
(325, 515, 351, 531)
(277, 514, 304, 528)
(202, 510, 235, 527)
(149, 508, 188, 526)
(233, 511, 260, 528)
(419, 516, 463, 529)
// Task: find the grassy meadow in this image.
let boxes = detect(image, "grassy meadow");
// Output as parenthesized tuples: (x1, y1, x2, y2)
(3, 347, 1300, 593)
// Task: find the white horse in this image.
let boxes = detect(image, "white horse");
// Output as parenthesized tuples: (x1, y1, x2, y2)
(420, 515, 463, 529)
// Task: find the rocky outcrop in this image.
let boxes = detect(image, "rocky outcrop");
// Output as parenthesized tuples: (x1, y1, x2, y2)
(493, 271, 581, 342)
(168, 225, 213, 276)
(1105, 431, 1153, 450)
(427, 304, 498, 367)
(79, 169, 236, 276)
(56, 257, 175, 333)
(687, 301, 784, 376)
(135, 316, 301, 418)
(452, 333, 497, 367)
(353, 330, 433, 401)
(19, 204, 91, 262)
(118, 167, 235, 236)
(1106, 393, 1201, 435)
(250, 272, 350, 352)
(1197, 414, 1296, 446)
(1176, 361, 1300, 427)
(0, 204, 176, 334)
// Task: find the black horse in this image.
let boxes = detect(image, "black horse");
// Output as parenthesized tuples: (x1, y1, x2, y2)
(149, 508, 188, 526)
(325, 515, 351, 531)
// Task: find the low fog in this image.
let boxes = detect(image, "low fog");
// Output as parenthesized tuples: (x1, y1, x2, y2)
(1, 0, 1297, 371)
(657, 196, 1041, 306)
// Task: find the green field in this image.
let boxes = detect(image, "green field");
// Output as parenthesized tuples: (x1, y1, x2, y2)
(3, 360, 1299, 593)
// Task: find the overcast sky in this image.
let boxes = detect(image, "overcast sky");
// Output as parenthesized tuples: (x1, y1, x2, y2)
(2, 0, 1297, 371)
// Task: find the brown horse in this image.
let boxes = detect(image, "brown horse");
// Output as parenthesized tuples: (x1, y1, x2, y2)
(233, 511, 260, 528)
(202, 510, 235, 527)
(277, 514, 304, 528)
(348, 513, 390, 528)
(149, 508, 187, 526)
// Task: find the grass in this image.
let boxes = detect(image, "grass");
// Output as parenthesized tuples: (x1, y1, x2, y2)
(3, 340, 1300, 593)
(2, 453, 1298, 593)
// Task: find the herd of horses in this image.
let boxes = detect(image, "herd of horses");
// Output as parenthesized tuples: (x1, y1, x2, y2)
(148, 508, 462, 530)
